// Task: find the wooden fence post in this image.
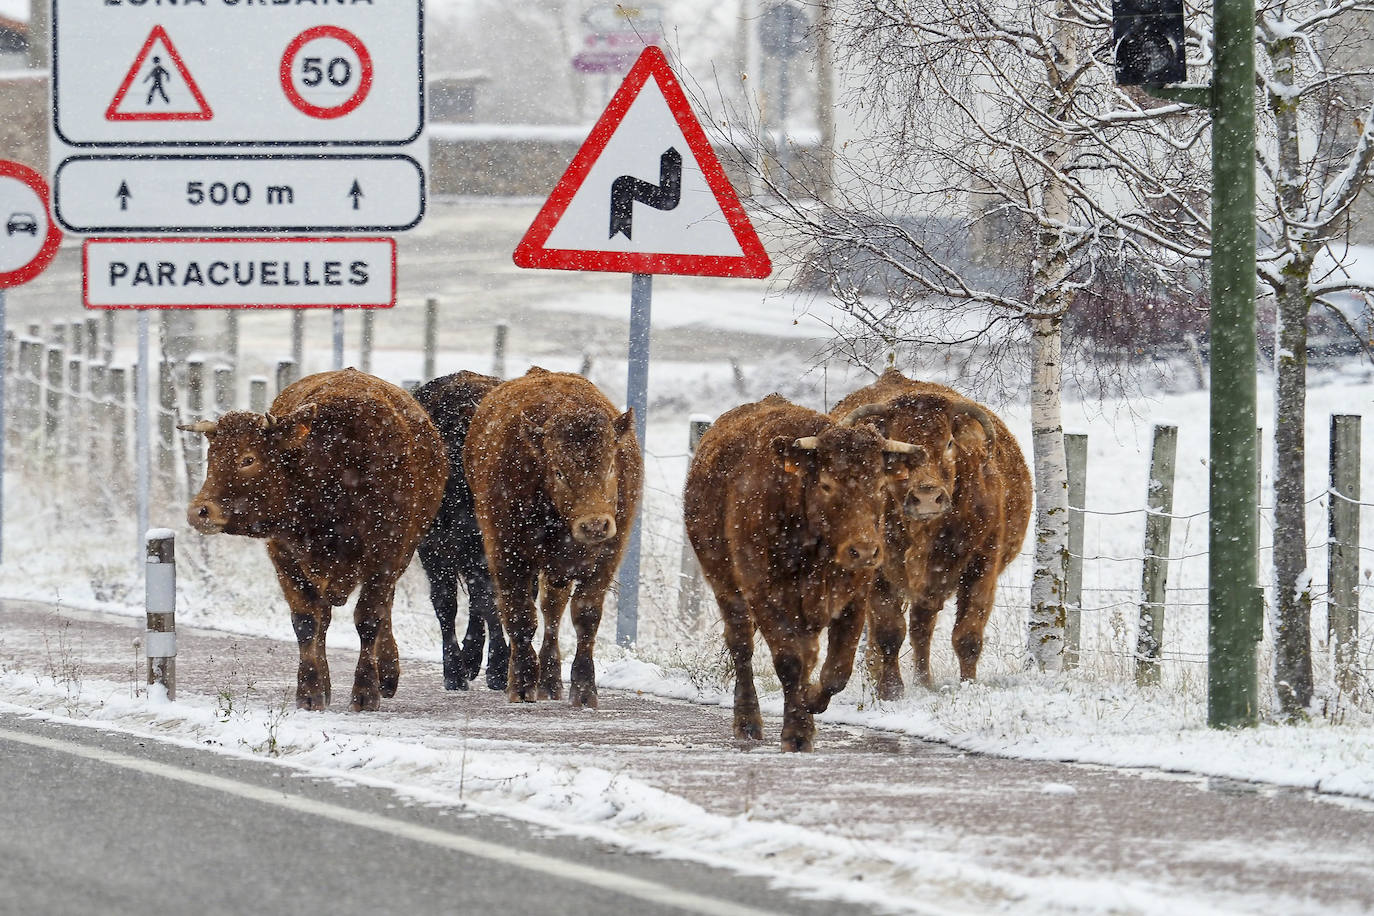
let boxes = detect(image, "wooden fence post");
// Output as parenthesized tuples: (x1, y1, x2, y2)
(424, 296, 438, 381)
(276, 360, 297, 395)
(214, 366, 234, 414)
(183, 359, 205, 489)
(677, 417, 713, 630)
(1064, 432, 1087, 668)
(1328, 414, 1362, 698)
(223, 312, 239, 366)
(291, 312, 304, 373)
(1136, 424, 1177, 686)
(84, 317, 99, 360)
(101, 312, 114, 365)
(88, 363, 107, 469)
(145, 529, 177, 701)
(157, 360, 177, 499)
(66, 357, 83, 463)
(492, 321, 508, 379)
(110, 367, 129, 483)
(44, 345, 64, 470)
(250, 377, 268, 414)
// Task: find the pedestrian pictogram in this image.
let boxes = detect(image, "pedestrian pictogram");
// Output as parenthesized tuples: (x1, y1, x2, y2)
(106, 26, 213, 123)
(514, 46, 770, 279)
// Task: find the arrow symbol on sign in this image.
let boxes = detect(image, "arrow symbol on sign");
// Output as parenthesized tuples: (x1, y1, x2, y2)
(117, 181, 132, 211)
(348, 180, 363, 211)
(609, 147, 682, 240)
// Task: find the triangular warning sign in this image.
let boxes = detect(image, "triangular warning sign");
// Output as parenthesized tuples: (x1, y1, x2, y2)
(514, 46, 770, 279)
(106, 25, 213, 122)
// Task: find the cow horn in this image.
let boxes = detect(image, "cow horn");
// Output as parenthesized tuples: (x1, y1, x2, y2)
(177, 419, 218, 435)
(881, 439, 919, 454)
(791, 436, 820, 450)
(837, 403, 888, 428)
(955, 402, 997, 448)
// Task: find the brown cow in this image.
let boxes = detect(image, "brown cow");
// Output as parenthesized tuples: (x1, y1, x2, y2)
(830, 368, 1032, 696)
(683, 394, 923, 751)
(463, 368, 642, 707)
(182, 369, 447, 712)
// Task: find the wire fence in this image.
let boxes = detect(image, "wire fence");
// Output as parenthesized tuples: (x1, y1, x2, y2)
(4, 319, 1372, 711)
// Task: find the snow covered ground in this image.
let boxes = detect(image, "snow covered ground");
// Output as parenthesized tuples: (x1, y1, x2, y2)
(2, 227, 1373, 911)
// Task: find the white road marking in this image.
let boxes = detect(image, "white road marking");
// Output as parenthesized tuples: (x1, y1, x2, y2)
(0, 725, 784, 916)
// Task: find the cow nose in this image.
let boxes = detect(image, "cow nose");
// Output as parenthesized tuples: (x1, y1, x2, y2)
(905, 487, 949, 519)
(840, 538, 881, 570)
(573, 515, 616, 544)
(187, 499, 227, 534)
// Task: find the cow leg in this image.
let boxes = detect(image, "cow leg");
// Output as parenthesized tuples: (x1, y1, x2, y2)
(566, 566, 615, 709)
(268, 543, 332, 711)
(466, 569, 508, 692)
(772, 647, 815, 753)
(953, 556, 996, 681)
(805, 605, 866, 716)
(719, 593, 762, 741)
(351, 573, 401, 712)
(865, 574, 906, 701)
(419, 542, 467, 691)
(908, 602, 941, 688)
(537, 578, 573, 700)
(495, 569, 539, 703)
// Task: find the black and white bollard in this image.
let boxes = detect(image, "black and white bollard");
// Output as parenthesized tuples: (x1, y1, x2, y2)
(145, 529, 177, 701)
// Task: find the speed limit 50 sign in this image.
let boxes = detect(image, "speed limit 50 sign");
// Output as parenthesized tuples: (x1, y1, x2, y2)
(52, 0, 422, 146)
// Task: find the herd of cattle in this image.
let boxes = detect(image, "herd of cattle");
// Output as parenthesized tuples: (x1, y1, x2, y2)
(180, 365, 1031, 751)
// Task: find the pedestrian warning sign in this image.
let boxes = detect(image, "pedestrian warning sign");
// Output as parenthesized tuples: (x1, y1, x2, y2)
(106, 26, 213, 122)
(513, 46, 770, 279)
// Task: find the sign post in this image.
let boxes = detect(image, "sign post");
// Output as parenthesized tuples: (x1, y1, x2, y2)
(0, 160, 64, 564)
(514, 46, 771, 645)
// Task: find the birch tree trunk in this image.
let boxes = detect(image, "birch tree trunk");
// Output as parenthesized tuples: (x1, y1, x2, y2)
(1028, 313, 1069, 670)
(1268, 29, 1314, 717)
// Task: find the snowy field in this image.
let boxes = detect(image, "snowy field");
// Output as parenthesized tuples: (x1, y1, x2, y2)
(2, 260, 1374, 912)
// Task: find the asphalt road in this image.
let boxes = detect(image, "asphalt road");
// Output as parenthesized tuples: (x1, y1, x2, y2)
(0, 713, 850, 916)
(5, 599, 1374, 915)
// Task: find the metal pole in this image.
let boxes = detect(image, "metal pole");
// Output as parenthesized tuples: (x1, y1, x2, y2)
(616, 272, 652, 647)
(332, 308, 344, 370)
(136, 311, 150, 561)
(0, 289, 6, 564)
(145, 529, 176, 701)
(1207, 0, 1261, 728)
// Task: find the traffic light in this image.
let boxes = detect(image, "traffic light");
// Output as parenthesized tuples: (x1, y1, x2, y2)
(1113, 0, 1186, 86)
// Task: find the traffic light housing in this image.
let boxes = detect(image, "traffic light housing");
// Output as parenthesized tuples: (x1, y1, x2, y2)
(1113, 0, 1186, 86)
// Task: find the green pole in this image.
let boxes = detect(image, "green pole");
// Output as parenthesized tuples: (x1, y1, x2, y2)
(1206, 0, 1261, 727)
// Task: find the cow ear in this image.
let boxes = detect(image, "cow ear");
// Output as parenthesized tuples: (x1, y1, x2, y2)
(271, 403, 317, 450)
(772, 436, 814, 475)
(519, 415, 544, 449)
(613, 409, 635, 440)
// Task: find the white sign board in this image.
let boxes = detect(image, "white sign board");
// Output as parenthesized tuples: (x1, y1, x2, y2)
(53, 1, 423, 146)
(83, 237, 396, 308)
(55, 154, 424, 233)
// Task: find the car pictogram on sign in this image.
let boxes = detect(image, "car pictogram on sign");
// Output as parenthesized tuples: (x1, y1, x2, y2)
(5, 212, 38, 236)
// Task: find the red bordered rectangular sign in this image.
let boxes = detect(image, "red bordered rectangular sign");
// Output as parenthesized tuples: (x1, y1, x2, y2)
(82, 236, 397, 309)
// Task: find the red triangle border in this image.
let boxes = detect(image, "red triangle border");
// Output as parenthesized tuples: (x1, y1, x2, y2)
(513, 46, 771, 279)
(106, 25, 214, 122)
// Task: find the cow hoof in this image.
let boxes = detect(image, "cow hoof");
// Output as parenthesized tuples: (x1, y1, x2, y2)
(733, 716, 764, 742)
(380, 682, 398, 699)
(780, 734, 815, 753)
(486, 670, 508, 691)
(350, 689, 381, 712)
(507, 686, 537, 703)
(877, 679, 905, 702)
(537, 681, 563, 701)
(568, 683, 597, 709)
(444, 675, 470, 691)
(296, 691, 328, 711)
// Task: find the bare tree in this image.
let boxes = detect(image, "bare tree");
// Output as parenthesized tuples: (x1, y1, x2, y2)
(715, 0, 1211, 669)
(1256, 0, 1374, 718)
